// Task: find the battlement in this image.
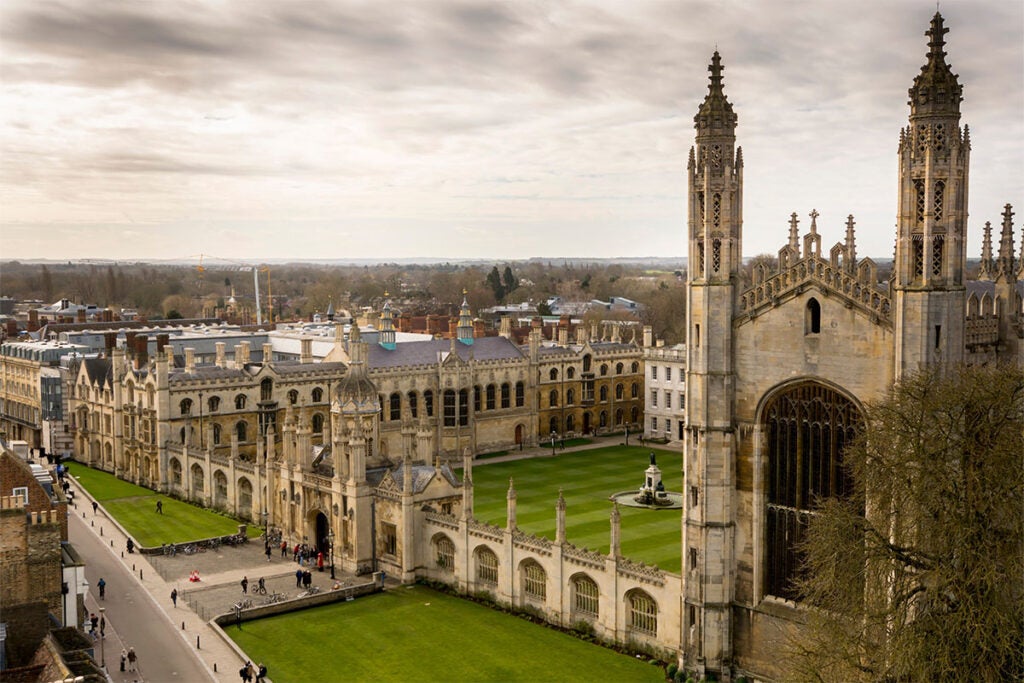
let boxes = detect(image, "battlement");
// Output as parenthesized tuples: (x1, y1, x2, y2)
(1, 494, 27, 511)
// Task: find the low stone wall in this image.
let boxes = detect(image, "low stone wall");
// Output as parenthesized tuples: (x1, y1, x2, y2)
(211, 575, 383, 626)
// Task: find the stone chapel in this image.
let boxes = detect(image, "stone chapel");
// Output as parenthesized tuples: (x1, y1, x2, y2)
(681, 11, 1022, 679)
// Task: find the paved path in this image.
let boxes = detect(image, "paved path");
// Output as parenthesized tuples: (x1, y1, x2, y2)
(67, 477, 350, 683)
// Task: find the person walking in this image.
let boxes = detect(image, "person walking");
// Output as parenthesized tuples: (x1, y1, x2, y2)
(99, 613, 105, 639)
(256, 663, 268, 683)
(241, 576, 248, 594)
(280, 539, 288, 558)
(264, 543, 272, 562)
(127, 647, 137, 672)
(170, 588, 178, 607)
(295, 568, 303, 588)
(119, 649, 127, 672)
(92, 500, 98, 514)
(89, 613, 98, 638)
(156, 499, 163, 514)
(97, 577, 106, 599)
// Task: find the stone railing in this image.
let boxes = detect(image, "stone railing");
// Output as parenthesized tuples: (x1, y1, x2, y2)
(467, 518, 503, 541)
(965, 316, 1000, 347)
(739, 257, 891, 323)
(512, 529, 553, 556)
(564, 543, 605, 570)
(423, 511, 460, 531)
(617, 556, 666, 587)
(305, 473, 334, 489)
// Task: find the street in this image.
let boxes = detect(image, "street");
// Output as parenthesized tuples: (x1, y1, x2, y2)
(71, 511, 214, 683)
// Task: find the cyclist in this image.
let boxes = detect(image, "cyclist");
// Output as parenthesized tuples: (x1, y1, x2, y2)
(257, 577, 266, 594)
(97, 577, 106, 599)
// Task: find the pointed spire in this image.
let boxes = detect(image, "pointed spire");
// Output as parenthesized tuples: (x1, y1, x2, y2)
(908, 12, 962, 120)
(379, 293, 396, 350)
(457, 289, 474, 345)
(809, 209, 819, 234)
(979, 221, 995, 281)
(996, 204, 1016, 281)
(788, 212, 800, 251)
(694, 51, 737, 136)
(845, 215, 857, 270)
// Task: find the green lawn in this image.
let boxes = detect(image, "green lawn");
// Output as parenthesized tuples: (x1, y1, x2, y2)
(67, 462, 261, 546)
(227, 585, 665, 683)
(470, 446, 682, 573)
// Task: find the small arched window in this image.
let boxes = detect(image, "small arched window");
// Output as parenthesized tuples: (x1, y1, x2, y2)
(566, 388, 575, 405)
(616, 383, 624, 400)
(208, 395, 220, 412)
(389, 392, 401, 421)
(179, 398, 193, 416)
(806, 298, 821, 335)
(212, 424, 222, 445)
(631, 382, 639, 399)
(582, 354, 592, 373)
(288, 390, 299, 405)
(599, 386, 608, 401)
(312, 413, 324, 434)
(567, 367, 576, 379)
(235, 394, 247, 410)
(549, 368, 558, 381)
(616, 362, 624, 375)
(260, 378, 273, 401)
(236, 421, 247, 442)
(600, 364, 608, 376)
(312, 387, 323, 403)
(631, 361, 639, 373)
(549, 390, 558, 407)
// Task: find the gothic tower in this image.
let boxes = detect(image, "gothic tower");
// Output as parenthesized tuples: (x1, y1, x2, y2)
(894, 12, 969, 377)
(683, 51, 742, 675)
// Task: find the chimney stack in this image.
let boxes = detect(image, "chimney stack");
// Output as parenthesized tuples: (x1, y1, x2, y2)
(184, 347, 195, 373)
(300, 339, 312, 364)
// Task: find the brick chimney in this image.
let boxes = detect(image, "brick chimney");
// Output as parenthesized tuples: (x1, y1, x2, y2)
(28, 310, 39, 332)
(473, 319, 485, 338)
(135, 334, 149, 369)
(156, 333, 169, 353)
(76, 308, 86, 323)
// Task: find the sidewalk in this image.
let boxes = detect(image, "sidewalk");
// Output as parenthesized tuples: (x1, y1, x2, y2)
(67, 476, 349, 683)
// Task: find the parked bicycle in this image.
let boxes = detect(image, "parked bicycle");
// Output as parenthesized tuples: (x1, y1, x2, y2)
(162, 544, 177, 557)
(233, 598, 253, 610)
(305, 585, 321, 595)
(263, 592, 286, 605)
(182, 544, 198, 555)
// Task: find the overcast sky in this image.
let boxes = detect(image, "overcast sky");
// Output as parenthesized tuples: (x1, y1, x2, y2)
(1, 0, 1021, 263)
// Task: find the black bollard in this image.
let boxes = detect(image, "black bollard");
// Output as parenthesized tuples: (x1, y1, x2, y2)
(91, 520, 94, 527)
(196, 635, 200, 650)
(214, 664, 217, 673)
(121, 551, 123, 558)
(182, 622, 185, 630)
(132, 564, 135, 571)
(99, 527, 103, 536)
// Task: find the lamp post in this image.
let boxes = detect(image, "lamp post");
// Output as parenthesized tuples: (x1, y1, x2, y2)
(261, 509, 269, 552)
(99, 606, 106, 669)
(329, 529, 335, 580)
(625, 425, 629, 446)
(198, 391, 204, 449)
(550, 431, 556, 457)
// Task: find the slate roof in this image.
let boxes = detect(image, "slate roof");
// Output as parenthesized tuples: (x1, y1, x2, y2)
(83, 358, 112, 388)
(365, 336, 525, 370)
(390, 463, 461, 494)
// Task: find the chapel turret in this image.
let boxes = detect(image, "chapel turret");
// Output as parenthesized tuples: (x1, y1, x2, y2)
(894, 12, 969, 376)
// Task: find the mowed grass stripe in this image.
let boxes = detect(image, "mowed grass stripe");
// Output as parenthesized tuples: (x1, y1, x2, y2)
(227, 585, 664, 683)
(471, 446, 683, 573)
(66, 462, 158, 501)
(69, 461, 261, 546)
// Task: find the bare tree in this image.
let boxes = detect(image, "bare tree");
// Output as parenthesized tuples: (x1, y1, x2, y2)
(788, 363, 1024, 683)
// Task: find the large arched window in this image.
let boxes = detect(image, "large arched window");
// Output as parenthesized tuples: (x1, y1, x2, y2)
(170, 458, 183, 486)
(389, 392, 401, 421)
(486, 385, 496, 410)
(214, 470, 228, 505)
(260, 378, 273, 401)
(407, 391, 418, 418)
(475, 546, 499, 585)
(515, 381, 525, 407)
(434, 535, 455, 571)
(572, 574, 599, 618)
(236, 421, 248, 442)
(312, 413, 324, 434)
(764, 382, 860, 601)
(443, 390, 457, 427)
(423, 390, 434, 417)
(500, 383, 510, 409)
(627, 589, 658, 636)
(191, 464, 204, 495)
(521, 559, 547, 602)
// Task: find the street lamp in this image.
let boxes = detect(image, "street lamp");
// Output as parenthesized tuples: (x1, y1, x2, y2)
(329, 529, 335, 580)
(625, 425, 629, 446)
(550, 431, 556, 457)
(99, 606, 106, 669)
(261, 509, 269, 552)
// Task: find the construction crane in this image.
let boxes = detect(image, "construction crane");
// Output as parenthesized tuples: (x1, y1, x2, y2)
(187, 255, 269, 325)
